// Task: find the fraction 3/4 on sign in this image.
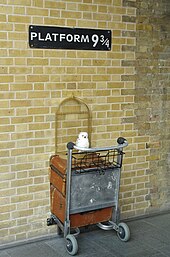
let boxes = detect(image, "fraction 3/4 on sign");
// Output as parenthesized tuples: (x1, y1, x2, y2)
(91, 34, 110, 48)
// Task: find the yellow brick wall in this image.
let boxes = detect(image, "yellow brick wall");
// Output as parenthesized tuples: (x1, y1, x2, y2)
(0, 0, 153, 246)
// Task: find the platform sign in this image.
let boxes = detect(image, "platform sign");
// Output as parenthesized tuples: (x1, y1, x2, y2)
(29, 25, 111, 51)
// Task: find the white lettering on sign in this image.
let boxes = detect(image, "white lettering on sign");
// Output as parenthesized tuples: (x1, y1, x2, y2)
(81, 35, 89, 43)
(45, 33, 52, 41)
(52, 33, 59, 41)
(60, 34, 65, 41)
(38, 33, 44, 41)
(30, 32, 37, 40)
(66, 34, 73, 42)
(30, 32, 90, 44)
(74, 34, 80, 42)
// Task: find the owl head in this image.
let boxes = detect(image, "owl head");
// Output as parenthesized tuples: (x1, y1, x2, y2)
(78, 132, 88, 139)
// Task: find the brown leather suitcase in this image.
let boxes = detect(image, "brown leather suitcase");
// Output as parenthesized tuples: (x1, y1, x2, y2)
(50, 155, 67, 196)
(49, 154, 113, 228)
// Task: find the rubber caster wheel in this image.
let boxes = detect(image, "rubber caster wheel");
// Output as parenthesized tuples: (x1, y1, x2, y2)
(47, 218, 54, 226)
(117, 222, 130, 242)
(66, 235, 78, 256)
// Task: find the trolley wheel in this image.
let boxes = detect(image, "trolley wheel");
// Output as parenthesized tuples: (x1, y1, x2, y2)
(66, 234, 78, 256)
(47, 217, 55, 226)
(117, 222, 130, 242)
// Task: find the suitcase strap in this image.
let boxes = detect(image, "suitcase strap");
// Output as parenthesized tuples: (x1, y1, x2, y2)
(50, 164, 66, 179)
(50, 166, 66, 196)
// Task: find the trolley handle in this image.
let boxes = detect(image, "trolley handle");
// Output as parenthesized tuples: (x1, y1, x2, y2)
(67, 137, 128, 152)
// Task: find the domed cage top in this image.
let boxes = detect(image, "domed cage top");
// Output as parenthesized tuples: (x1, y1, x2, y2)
(55, 96, 92, 154)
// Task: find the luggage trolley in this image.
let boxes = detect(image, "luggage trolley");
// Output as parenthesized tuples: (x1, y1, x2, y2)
(47, 137, 130, 255)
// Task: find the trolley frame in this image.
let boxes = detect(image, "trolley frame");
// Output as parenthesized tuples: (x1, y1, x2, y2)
(47, 137, 130, 255)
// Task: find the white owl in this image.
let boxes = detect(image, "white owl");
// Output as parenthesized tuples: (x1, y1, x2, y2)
(76, 132, 89, 149)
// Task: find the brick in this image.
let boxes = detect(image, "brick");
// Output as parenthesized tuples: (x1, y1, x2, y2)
(134, 137, 150, 143)
(27, 58, 49, 66)
(11, 209, 33, 219)
(123, 0, 136, 8)
(28, 91, 50, 99)
(0, 141, 15, 150)
(0, 18, 7, 28)
(62, 58, 82, 67)
(9, 49, 30, 57)
(77, 67, 96, 74)
(8, 15, 31, 23)
(133, 176, 149, 184)
(122, 171, 136, 179)
(122, 197, 135, 205)
(8, 32, 26, 41)
(146, 155, 160, 161)
(107, 96, 125, 103)
(27, 75, 49, 82)
(0, 23, 13, 31)
(134, 202, 149, 209)
(137, 24, 153, 31)
(29, 199, 49, 208)
(93, 13, 111, 21)
(10, 84, 33, 91)
(122, 205, 132, 212)
(11, 148, 33, 157)
(123, 157, 137, 164)
(133, 189, 149, 197)
(26, 7, 48, 16)
(0, 75, 14, 83)
(10, 100, 31, 107)
(79, 4, 97, 12)
(120, 184, 136, 192)
(122, 45, 136, 52)
(133, 149, 149, 156)
(61, 74, 81, 82)
(29, 184, 49, 193)
(9, 67, 32, 74)
(11, 194, 33, 203)
(107, 67, 125, 74)
(122, 30, 136, 38)
(13, 6, 25, 15)
(110, 6, 126, 15)
(0, 5, 13, 14)
(0, 188, 16, 197)
(14, 24, 26, 32)
(122, 15, 136, 23)
(61, 10, 81, 19)
(8, 0, 31, 5)
(127, 23, 136, 30)
(112, 38, 126, 45)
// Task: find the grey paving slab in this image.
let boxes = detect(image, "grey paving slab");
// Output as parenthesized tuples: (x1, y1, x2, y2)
(158, 244, 170, 257)
(45, 237, 73, 257)
(4, 242, 62, 257)
(0, 251, 10, 257)
(145, 213, 170, 228)
(0, 212, 169, 257)
(91, 231, 159, 257)
(151, 253, 169, 257)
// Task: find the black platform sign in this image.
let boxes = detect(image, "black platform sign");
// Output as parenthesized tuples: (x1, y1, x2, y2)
(29, 25, 111, 51)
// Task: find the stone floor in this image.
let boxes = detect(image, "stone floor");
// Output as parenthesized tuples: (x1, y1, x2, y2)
(0, 212, 170, 257)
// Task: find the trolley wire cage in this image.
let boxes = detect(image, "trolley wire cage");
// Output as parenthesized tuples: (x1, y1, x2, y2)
(47, 97, 130, 255)
(71, 148, 124, 174)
